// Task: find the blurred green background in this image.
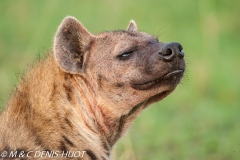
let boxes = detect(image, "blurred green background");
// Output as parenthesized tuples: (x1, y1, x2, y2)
(0, 0, 239, 160)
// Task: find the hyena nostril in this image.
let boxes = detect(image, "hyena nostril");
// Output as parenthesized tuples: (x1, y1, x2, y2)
(165, 48, 173, 56)
(159, 42, 184, 61)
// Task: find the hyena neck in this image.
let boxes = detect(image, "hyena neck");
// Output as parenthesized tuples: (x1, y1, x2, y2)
(65, 72, 146, 151)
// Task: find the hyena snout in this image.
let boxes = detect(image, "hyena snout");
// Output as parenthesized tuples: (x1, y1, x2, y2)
(158, 42, 184, 62)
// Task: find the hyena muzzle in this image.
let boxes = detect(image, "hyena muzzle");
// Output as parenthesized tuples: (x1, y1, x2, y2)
(0, 16, 185, 160)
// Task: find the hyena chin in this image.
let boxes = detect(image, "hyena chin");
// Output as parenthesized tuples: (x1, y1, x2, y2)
(0, 16, 185, 160)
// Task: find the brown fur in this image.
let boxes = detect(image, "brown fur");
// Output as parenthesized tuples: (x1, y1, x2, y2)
(0, 16, 185, 160)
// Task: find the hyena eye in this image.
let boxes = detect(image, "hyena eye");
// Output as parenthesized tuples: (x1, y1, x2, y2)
(117, 50, 136, 60)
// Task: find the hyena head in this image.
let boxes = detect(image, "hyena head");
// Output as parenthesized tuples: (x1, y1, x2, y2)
(54, 16, 185, 115)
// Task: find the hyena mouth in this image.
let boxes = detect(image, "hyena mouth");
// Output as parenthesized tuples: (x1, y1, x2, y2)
(132, 70, 184, 90)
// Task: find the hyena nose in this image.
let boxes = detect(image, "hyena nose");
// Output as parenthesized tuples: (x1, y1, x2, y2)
(158, 42, 184, 61)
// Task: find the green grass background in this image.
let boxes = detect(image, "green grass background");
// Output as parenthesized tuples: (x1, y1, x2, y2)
(0, 0, 240, 160)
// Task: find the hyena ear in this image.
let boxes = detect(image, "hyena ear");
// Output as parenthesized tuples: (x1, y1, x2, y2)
(54, 16, 93, 74)
(127, 20, 138, 32)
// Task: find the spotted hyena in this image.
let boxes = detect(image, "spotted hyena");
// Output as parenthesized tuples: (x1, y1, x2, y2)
(0, 16, 185, 160)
